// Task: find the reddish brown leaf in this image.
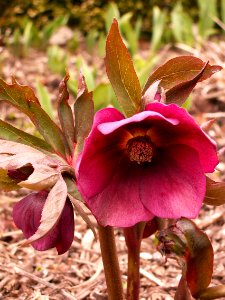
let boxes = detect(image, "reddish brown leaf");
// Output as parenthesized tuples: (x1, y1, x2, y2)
(165, 61, 208, 105)
(176, 219, 213, 297)
(175, 275, 194, 300)
(157, 218, 213, 298)
(74, 73, 94, 156)
(143, 56, 222, 106)
(57, 73, 75, 156)
(204, 176, 225, 206)
(105, 19, 141, 117)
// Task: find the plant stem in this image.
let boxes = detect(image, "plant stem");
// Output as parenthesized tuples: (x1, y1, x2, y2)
(98, 225, 124, 300)
(124, 222, 145, 300)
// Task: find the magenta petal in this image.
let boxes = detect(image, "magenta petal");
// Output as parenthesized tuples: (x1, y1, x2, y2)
(54, 199, 75, 254)
(140, 145, 206, 219)
(82, 160, 153, 227)
(78, 108, 181, 199)
(98, 110, 179, 135)
(78, 136, 122, 199)
(145, 102, 218, 172)
(142, 219, 158, 238)
(77, 108, 126, 198)
(13, 192, 74, 254)
(13, 191, 48, 238)
(93, 107, 125, 127)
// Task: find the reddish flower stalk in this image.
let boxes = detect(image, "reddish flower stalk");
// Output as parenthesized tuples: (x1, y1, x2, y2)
(98, 225, 124, 300)
(124, 223, 145, 300)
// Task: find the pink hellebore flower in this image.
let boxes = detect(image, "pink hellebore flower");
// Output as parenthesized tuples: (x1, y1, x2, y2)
(6, 160, 75, 255)
(13, 191, 74, 255)
(77, 102, 218, 227)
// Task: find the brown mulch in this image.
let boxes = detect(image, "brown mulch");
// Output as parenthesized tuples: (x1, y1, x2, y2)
(0, 39, 225, 299)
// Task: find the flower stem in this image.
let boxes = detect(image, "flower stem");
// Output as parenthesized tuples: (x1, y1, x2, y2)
(124, 222, 145, 300)
(98, 225, 124, 300)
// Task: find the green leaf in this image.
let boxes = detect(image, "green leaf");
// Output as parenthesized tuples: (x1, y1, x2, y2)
(143, 56, 222, 106)
(0, 169, 20, 191)
(57, 73, 75, 156)
(151, 6, 167, 52)
(47, 46, 68, 76)
(42, 15, 69, 41)
(105, 19, 142, 117)
(67, 70, 78, 97)
(0, 78, 68, 157)
(198, 0, 217, 39)
(93, 83, 112, 111)
(120, 12, 138, 56)
(105, 2, 120, 32)
(171, 2, 194, 46)
(74, 74, 94, 156)
(36, 80, 54, 119)
(86, 29, 98, 52)
(135, 54, 160, 88)
(81, 61, 95, 91)
(222, 0, 225, 24)
(204, 176, 225, 206)
(0, 120, 53, 152)
(97, 32, 106, 58)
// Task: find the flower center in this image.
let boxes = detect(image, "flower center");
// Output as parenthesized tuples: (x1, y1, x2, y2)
(126, 136, 154, 164)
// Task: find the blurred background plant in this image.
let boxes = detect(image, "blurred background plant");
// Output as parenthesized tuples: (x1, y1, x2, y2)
(1, 0, 225, 112)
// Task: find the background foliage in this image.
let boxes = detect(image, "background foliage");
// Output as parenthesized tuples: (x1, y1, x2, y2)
(0, 0, 199, 35)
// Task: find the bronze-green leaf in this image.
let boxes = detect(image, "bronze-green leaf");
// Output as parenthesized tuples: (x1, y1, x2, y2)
(74, 73, 94, 156)
(57, 73, 75, 156)
(143, 56, 222, 106)
(204, 176, 225, 206)
(0, 120, 53, 153)
(0, 79, 67, 157)
(105, 19, 142, 117)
